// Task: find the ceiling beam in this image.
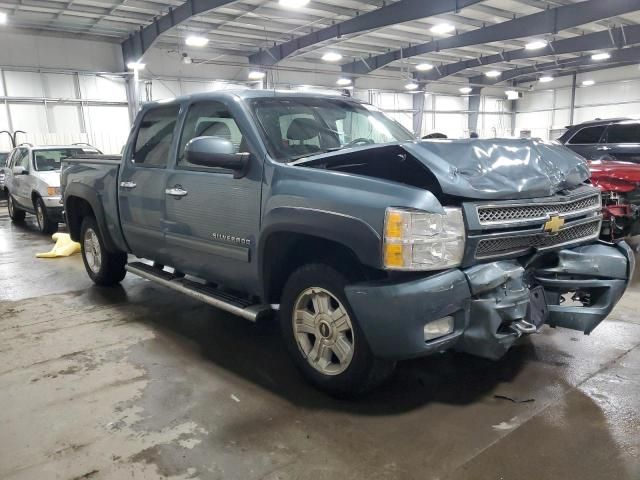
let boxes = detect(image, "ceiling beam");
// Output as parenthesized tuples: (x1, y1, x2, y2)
(121, 0, 238, 66)
(248, 0, 485, 66)
(416, 24, 640, 82)
(342, 0, 640, 75)
(472, 44, 640, 85)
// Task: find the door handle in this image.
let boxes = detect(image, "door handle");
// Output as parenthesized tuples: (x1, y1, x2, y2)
(120, 181, 137, 189)
(596, 146, 611, 151)
(165, 186, 188, 197)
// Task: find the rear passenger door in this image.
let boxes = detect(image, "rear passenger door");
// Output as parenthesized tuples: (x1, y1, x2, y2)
(602, 122, 640, 163)
(164, 99, 262, 292)
(565, 125, 607, 160)
(119, 104, 180, 264)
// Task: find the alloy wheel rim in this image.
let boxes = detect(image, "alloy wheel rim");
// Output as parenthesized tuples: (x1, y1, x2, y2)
(292, 287, 355, 376)
(83, 228, 102, 274)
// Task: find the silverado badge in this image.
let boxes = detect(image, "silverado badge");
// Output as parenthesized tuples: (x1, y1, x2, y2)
(544, 215, 565, 234)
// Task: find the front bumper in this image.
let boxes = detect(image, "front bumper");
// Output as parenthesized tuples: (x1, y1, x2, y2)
(345, 242, 634, 361)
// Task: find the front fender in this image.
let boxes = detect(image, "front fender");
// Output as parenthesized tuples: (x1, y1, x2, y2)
(259, 206, 383, 270)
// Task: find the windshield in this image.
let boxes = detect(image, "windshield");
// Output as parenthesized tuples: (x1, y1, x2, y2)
(250, 97, 414, 162)
(0, 153, 7, 168)
(34, 148, 98, 171)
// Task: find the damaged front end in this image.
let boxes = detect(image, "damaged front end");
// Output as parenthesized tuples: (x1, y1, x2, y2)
(456, 242, 634, 359)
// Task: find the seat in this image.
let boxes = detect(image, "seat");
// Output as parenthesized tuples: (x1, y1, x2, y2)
(286, 117, 322, 156)
(197, 121, 232, 143)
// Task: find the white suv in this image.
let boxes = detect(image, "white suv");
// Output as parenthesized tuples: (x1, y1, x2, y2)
(4, 144, 100, 233)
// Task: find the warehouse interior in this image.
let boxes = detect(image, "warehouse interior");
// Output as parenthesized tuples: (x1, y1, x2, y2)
(1, 0, 640, 479)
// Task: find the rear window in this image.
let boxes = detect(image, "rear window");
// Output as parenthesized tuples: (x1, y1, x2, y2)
(133, 106, 180, 167)
(606, 123, 640, 144)
(568, 125, 606, 144)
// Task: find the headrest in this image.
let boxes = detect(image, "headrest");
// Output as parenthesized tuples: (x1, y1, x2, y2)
(286, 117, 321, 141)
(197, 121, 231, 141)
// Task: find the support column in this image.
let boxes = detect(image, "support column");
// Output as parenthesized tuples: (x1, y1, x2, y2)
(569, 72, 577, 125)
(467, 87, 482, 136)
(413, 92, 425, 137)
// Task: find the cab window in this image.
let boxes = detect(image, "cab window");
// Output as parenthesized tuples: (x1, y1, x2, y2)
(177, 101, 245, 168)
(568, 125, 606, 144)
(133, 106, 180, 167)
(606, 123, 640, 144)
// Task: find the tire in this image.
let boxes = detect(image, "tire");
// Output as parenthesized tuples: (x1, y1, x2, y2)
(80, 216, 127, 286)
(7, 195, 26, 222)
(280, 263, 395, 397)
(34, 197, 58, 234)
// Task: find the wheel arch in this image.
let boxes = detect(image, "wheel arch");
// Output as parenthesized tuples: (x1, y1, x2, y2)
(64, 183, 121, 252)
(259, 207, 384, 304)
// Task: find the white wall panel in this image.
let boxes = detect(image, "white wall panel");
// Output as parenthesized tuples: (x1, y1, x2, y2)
(48, 105, 81, 134)
(152, 79, 181, 100)
(8, 104, 48, 133)
(83, 106, 131, 153)
(4, 71, 44, 97)
(44, 73, 77, 99)
(435, 95, 466, 112)
(434, 113, 466, 138)
(79, 75, 127, 102)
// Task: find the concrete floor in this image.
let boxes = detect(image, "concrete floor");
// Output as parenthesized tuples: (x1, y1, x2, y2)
(1, 199, 639, 480)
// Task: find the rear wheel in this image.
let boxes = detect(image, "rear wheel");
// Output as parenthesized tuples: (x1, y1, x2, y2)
(80, 216, 127, 286)
(7, 195, 26, 222)
(35, 197, 58, 234)
(280, 263, 395, 396)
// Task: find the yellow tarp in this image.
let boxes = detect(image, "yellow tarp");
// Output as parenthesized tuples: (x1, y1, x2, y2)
(36, 233, 81, 258)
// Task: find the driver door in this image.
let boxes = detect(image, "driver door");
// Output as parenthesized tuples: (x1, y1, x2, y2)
(10, 148, 31, 208)
(164, 99, 263, 293)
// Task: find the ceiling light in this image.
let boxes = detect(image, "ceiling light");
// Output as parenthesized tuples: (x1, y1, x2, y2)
(591, 52, 611, 61)
(336, 78, 352, 86)
(126, 62, 145, 71)
(525, 40, 547, 50)
(248, 70, 266, 80)
(582, 79, 595, 86)
(539, 76, 554, 83)
(485, 70, 501, 78)
(185, 35, 209, 47)
(415, 63, 433, 71)
(405, 82, 419, 90)
(459, 87, 473, 94)
(430, 23, 455, 35)
(279, 0, 309, 7)
(0, 12, 7, 24)
(322, 51, 342, 62)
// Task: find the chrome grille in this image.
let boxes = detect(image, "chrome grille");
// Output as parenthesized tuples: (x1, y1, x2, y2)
(477, 193, 600, 225)
(475, 219, 601, 259)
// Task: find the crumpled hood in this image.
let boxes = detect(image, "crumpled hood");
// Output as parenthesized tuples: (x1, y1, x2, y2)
(402, 138, 590, 200)
(588, 159, 640, 192)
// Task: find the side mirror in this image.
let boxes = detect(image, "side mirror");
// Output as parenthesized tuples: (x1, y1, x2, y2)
(185, 136, 249, 178)
(12, 166, 27, 175)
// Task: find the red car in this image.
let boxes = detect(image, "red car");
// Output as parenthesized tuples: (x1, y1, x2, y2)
(588, 160, 640, 239)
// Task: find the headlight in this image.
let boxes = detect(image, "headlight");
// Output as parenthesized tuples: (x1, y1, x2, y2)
(47, 186, 60, 196)
(383, 207, 466, 270)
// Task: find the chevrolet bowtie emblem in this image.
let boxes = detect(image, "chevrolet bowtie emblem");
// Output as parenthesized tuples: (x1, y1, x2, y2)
(544, 215, 565, 234)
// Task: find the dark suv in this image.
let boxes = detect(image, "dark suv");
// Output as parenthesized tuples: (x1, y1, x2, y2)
(558, 118, 640, 163)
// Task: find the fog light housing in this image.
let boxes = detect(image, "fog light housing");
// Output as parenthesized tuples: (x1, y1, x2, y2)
(424, 316, 454, 341)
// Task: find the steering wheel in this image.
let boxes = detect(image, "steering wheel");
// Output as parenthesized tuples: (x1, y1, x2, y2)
(344, 138, 374, 148)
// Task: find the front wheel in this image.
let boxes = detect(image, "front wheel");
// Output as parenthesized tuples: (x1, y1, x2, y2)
(7, 195, 26, 222)
(35, 198, 58, 234)
(80, 216, 127, 286)
(280, 263, 395, 396)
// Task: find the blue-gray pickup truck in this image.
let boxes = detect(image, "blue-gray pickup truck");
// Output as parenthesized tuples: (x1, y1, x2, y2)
(61, 90, 635, 395)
